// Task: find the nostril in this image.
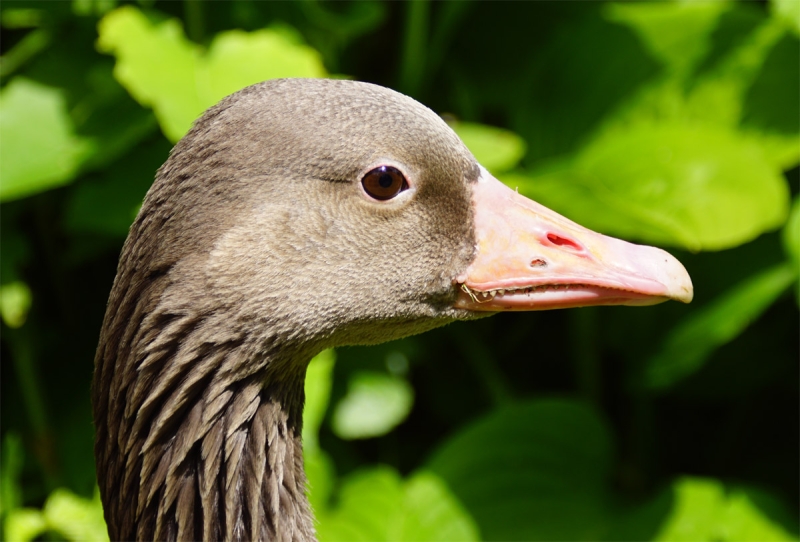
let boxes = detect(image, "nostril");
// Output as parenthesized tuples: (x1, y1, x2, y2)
(547, 233, 583, 252)
(530, 258, 547, 268)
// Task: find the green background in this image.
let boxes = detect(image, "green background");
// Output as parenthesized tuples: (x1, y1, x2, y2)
(1, 1, 798, 540)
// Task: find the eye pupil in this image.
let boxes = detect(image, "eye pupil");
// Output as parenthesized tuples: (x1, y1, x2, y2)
(361, 166, 408, 201)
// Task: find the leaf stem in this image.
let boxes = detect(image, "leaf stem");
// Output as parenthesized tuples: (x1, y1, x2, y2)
(185, 0, 205, 44)
(399, 0, 429, 97)
(6, 327, 59, 488)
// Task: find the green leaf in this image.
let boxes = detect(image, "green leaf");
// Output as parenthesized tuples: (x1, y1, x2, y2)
(302, 349, 336, 453)
(331, 372, 413, 440)
(3, 487, 109, 542)
(653, 478, 798, 542)
(606, 2, 730, 75)
(509, 122, 790, 251)
(43, 488, 109, 542)
(0, 281, 32, 329)
(772, 0, 800, 37)
(428, 399, 613, 541)
(96, 7, 205, 142)
(97, 6, 327, 142)
(503, 13, 660, 164)
(303, 350, 337, 515)
(608, 478, 799, 541)
(316, 467, 478, 542)
(397, 472, 480, 542)
(720, 487, 800, 541)
(449, 121, 526, 174)
(304, 447, 336, 517)
(203, 29, 327, 107)
(646, 262, 796, 390)
(603, 4, 797, 171)
(317, 467, 405, 542)
(0, 78, 92, 201)
(655, 477, 724, 541)
(3, 509, 47, 542)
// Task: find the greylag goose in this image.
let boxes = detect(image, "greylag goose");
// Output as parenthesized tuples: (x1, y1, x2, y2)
(92, 78, 692, 542)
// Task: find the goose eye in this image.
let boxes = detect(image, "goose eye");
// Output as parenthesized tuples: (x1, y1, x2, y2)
(361, 166, 408, 201)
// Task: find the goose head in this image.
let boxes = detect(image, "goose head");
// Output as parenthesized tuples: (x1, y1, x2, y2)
(93, 78, 692, 541)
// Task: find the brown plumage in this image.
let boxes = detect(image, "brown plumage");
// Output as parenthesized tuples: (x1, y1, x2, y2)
(93, 78, 692, 541)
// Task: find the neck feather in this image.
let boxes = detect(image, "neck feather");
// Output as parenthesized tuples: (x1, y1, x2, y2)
(94, 300, 317, 541)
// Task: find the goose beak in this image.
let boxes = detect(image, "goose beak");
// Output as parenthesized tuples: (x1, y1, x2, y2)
(455, 167, 693, 311)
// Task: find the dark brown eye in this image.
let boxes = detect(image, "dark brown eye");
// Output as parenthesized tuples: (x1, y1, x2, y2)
(361, 166, 408, 201)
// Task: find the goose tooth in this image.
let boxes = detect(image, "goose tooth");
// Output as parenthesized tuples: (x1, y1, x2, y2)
(498, 289, 505, 295)
(490, 291, 496, 297)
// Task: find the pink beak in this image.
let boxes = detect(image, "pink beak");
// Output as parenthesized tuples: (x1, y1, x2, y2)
(455, 167, 693, 311)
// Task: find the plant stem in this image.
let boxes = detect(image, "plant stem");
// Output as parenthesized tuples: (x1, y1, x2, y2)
(426, 1, 471, 84)
(185, 0, 205, 44)
(0, 29, 50, 78)
(7, 327, 59, 488)
(399, 0, 429, 98)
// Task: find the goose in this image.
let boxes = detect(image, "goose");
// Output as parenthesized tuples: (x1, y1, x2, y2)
(92, 78, 692, 542)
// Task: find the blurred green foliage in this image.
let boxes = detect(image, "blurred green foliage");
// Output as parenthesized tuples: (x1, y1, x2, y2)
(1, 1, 798, 540)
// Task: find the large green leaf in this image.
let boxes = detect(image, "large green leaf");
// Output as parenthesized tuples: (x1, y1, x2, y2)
(606, 1, 787, 129)
(427, 399, 613, 541)
(508, 122, 789, 251)
(645, 262, 796, 390)
(511, 3, 794, 253)
(604, 2, 798, 172)
(97, 6, 327, 142)
(606, 2, 730, 75)
(0, 78, 92, 201)
(316, 467, 478, 542)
